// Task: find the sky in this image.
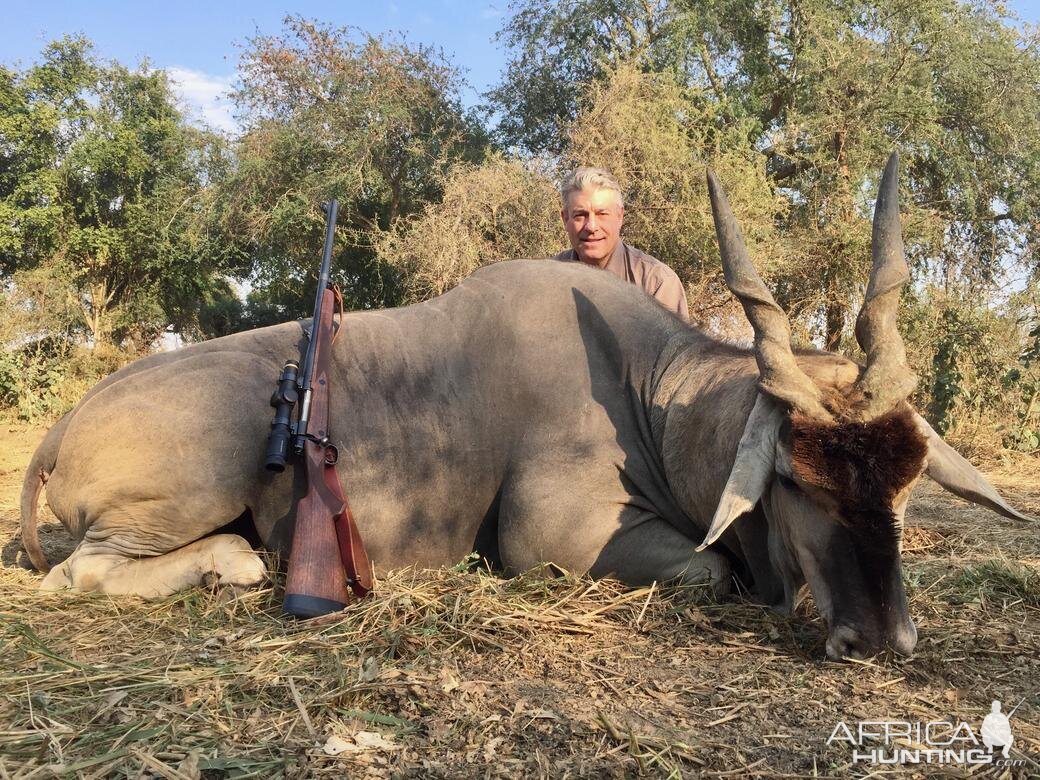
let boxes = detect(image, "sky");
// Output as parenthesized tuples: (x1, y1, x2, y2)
(0, 0, 507, 132)
(2, 0, 1039, 135)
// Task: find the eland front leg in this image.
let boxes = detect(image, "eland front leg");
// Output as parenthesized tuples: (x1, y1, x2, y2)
(589, 514, 732, 592)
(496, 463, 731, 591)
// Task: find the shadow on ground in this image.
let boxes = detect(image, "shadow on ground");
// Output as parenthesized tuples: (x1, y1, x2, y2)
(0, 511, 75, 569)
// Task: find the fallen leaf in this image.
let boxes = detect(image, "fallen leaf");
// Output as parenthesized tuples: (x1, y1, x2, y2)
(483, 736, 504, 762)
(323, 735, 354, 756)
(526, 709, 559, 720)
(176, 750, 201, 780)
(358, 656, 380, 683)
(439, 667, 460, 693)
(323, 731, 397, 756)
(102, 690, 128, 711)
(354, 731, 396, 751)
(458, 680, 488, 696)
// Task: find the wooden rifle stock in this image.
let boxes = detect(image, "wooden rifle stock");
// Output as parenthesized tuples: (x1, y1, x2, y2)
(282, 288, 356, 617)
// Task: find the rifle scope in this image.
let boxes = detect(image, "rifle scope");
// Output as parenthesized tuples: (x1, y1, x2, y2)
(264, 360, 300, 472)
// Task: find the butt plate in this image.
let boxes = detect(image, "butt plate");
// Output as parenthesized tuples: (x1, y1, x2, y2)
(283, 593, 346, 619)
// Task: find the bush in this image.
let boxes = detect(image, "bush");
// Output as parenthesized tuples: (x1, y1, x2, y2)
(904, 290, 1040, 458)
(0, 342, 130, 423)
(375, 155, 562, 302)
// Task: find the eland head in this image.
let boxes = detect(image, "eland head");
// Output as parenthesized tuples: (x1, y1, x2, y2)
(701, 153, 1032, 660)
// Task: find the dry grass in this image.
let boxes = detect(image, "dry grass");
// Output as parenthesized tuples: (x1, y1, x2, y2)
(1, 424, 1038, 778)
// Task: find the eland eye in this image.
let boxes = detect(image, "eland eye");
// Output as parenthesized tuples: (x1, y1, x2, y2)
(777, 474, 799, 492)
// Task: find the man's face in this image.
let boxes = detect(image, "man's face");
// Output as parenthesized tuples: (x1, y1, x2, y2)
(561, 187, 624, 267)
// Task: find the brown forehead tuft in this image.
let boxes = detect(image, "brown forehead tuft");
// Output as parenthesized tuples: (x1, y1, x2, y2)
(789, 407, 928, 508)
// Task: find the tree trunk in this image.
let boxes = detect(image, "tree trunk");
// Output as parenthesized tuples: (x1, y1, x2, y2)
(824, 127, 852, 352)
(81, 279, 113, 350)
(825, 298, 844, 351)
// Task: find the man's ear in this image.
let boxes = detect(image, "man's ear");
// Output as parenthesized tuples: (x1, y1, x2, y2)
(560, 207, 568, 225)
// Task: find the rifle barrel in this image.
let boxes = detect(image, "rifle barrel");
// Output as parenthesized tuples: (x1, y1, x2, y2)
(295, 200, 339, 449)
(299, 200, 339, 392)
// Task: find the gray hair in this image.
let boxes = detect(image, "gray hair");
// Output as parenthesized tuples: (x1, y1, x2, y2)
(560, 167, 624, 209)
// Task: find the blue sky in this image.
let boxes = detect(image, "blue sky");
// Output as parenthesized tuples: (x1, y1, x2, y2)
(1, 1, 507, 131)
(3, 0, 1038, 133)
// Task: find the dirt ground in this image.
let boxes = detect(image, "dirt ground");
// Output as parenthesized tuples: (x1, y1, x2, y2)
(1, 423, 1038, 779)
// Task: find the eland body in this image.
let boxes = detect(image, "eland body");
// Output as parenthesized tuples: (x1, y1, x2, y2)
(21, 154, 1030, 659)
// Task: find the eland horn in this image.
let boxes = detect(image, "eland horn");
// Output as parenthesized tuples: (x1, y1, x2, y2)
(707, 170, 833, 422)
(854, 152, 918, 419)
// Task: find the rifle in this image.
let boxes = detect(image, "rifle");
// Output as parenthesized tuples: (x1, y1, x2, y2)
(263, 200, 372, 618)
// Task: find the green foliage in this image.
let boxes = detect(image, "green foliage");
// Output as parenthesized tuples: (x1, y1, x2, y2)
(927, 310, 963, 437)
(208, 18, 491, 316)
(489, 0, 1040, 341)
(0, 341, 127, 423)
(0, 37, 237, 419)
(195, 279, 247, 339)
(1003, 318, 1040, 452)
(0, 347, 65, 421)
(903, 288, 1040, 454)
(0, 36, 236, 349)
(474, 0, 1040, 450)
(0, 264, 130, 422)
(0, 38, 92, 277)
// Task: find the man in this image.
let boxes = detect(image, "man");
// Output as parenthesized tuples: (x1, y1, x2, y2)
(555, 167, 690, 322)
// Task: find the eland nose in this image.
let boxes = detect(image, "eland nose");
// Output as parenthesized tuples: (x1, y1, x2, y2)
(888, 620, 917, 657)
(825, 621, 917, 661)
(825, 625, 874, 661)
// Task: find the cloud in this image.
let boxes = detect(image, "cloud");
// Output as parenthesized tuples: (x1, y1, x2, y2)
(166, 67, 238, 135)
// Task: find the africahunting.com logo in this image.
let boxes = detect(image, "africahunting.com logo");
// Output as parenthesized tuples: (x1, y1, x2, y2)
(826, 698, 1026, 767)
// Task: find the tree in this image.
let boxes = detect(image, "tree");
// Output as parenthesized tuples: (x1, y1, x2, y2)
(487, 0, 681, 156)
(0, 38, 93, 279)
(210, 18, 490, 318)
(376, 154, 562, 301)
(490, 0, 1040, 347)
(0, 36, 235, 350)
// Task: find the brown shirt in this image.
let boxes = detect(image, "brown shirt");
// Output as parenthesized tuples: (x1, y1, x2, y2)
(554, 242, 690, 322)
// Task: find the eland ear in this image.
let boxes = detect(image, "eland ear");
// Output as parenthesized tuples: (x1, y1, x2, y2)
(698, 394, 784, 551)
(913, 413, 1035, 522)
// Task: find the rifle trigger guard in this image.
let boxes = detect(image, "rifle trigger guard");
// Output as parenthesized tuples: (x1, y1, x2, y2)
(324, 444, 339, 466)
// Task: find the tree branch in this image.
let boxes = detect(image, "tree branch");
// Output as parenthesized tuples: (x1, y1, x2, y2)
(762, 147, 809, 183)
(698, 43, 725, 102)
